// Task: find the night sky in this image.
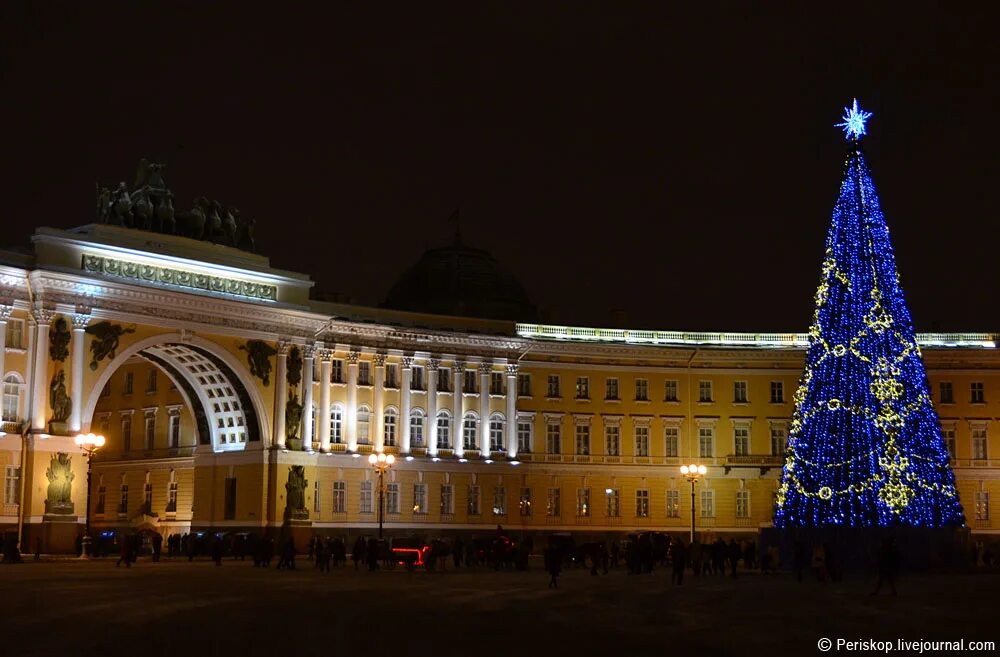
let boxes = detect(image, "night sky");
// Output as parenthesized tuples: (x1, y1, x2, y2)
(2, 3, 996, 331)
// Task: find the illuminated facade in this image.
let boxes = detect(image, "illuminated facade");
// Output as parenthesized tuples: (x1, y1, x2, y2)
(1, 224, 997, 552)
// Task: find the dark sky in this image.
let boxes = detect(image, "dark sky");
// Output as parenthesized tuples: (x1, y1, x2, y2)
(1, 3, 996, 331)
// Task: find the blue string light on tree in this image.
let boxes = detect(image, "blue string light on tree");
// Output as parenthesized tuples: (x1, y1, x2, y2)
(774, 100, 965, 528)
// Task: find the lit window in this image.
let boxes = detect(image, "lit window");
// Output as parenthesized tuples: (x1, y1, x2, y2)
(734, 425, 750, 456)
(736, 490, 751, 519)
(575, 377, 589, 399)
(519, 488, 532, 516)
(666, 490, 679, 517)
(664, 426, 679, 457)
(635, 489, 649, 517)
(440, 484, 454, 515)
(575, 423, 590, 455)
(700, 490, 715, 518)
(467, 485, 481, 515)
(576, 488, 590, 517)
(413, 483, 427, 514)
(698, 426, 714, 458)
(605, 424, 620, 456)
(635, 425, 650, 457)
(333, 481, 346, 513)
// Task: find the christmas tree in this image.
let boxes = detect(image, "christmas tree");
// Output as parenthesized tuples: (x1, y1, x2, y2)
(774, 100, 964, 528)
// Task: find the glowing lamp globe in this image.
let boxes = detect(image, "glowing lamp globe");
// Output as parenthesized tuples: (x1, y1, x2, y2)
(385, 454, 395, 465)
(367, 453, 377, 465)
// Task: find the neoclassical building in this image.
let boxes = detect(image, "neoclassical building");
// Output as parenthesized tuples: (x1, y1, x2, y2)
(1, 221, 997, 552)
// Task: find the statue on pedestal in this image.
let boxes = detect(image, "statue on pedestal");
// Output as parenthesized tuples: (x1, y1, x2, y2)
(49, 370, 72, 425)
(45, 453, 75, 515)
(284, 466, 308, 521)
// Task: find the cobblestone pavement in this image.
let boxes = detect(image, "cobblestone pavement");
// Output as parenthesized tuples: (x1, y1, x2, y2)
(1, 559, 996, 657)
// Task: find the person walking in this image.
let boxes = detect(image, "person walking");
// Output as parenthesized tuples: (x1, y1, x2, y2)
(670, 539, 687, 585)
(453, 537, 464, 569)
(116, 534, 131, 568)
(352, 536, 364, 570)
(152, 533, 163, 562)
(211, 536, 223, 566)
(728, 539, 741, 579)
(545, 546, 561, 589)
(871, 536, 899, 596)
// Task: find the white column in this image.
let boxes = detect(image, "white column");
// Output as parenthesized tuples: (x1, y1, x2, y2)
(68, 313, 89, 433)
(346, 351, 359, 452)
(31, 308, 53, 432)
(400, 356, 413, 454)
(301, 346, 315, 452)
(273, 342, 289, 449)
(426, 358, 439, 457)
(506, 363, 518, 459)
(0, 306, 10, 418)
(453, 361, 465, 457)
(479, 362, 491, 457)
(318, 349, 332, 452)
(373, 353, 386, 452)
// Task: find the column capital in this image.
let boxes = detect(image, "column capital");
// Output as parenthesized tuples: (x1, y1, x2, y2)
(302, 345, 317, 360)
(373, 352, 387, 367)
(428, 357, 441, 369)
(452, 359, 466, 372)
(0, 305, 12, 321)
(347, 351, 361, 365)
(478, 362, 493, 375)
(72, 313, 91, 329)
(277, 341, 291, 356)
(318, 348, 334, 362)
(506, 363, 519, 376)
(401, 356, 414, 369)
(32, 306, 55, 324)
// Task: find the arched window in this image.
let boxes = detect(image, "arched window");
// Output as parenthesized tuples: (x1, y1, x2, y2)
(489, 413, 505, 453)
(436, 410, 451, 449)
(2, 374, 23, 424)
(384, 407, 398, 447)
(330, 404, 344, 444)
(357, 405, 371, 445)
(410, 408, 425, 448)
(463, 412, 478, 451)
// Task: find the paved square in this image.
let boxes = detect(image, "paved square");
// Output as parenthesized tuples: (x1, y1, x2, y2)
(1, 559, 996, 656)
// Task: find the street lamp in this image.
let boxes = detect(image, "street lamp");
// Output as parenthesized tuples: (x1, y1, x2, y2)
(679, 463, 707, 544)
(74, 432, 106, 558)
(367, 450, 395, 539)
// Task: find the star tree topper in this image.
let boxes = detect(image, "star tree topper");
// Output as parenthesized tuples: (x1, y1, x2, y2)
(835, 98, 873, 139)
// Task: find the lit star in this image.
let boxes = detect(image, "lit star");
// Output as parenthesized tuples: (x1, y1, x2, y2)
(835, 98, 873, 140)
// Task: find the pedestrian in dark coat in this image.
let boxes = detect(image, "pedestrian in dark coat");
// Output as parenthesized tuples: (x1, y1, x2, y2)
(545, 547, 561, 589)
(670, 540, 687, 585)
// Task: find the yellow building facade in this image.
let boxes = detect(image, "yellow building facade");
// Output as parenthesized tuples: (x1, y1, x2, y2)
(1, 223, 997, 552)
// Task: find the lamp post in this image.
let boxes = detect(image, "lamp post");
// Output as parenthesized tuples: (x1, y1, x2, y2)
(74, 432, 106, 558)
(367, 450, 395, 539)
(679, 463, 706, 544)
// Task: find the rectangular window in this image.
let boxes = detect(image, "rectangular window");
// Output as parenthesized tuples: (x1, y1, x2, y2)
(971, 382, 985, 403)
(734, 426, 750, 456)
(700, 490, 715, 518)
(121, 415, 132, 453)
(489, 418, 504, 452)
(144, 413, 155, 450)
(575, 423, 590, 455)
(736, 490, 751, 519)
(519, 487, 532, 516)
(698, 380, 712, 403)
(333, 481, 346, 513)
(410, 365, 424, 390)
(360, 481, 373, 513)
(605, 377, 619, 400)
(2, 377, 19, 422)
(576, 488, 591, 517)
(546, 422, 561, 454)
(635, 489, 649, 517)
(770, 381, 784, 404)
(410, 413, 424, 448)
(664, 379, 679, 402)
(940, 381, 953, 404)
(4, 319, 24, 349)
(440, 484, 454, 515)
(166, 482, 177, 513)
(517, 420, 532, 453)
(942, 426, 956, 459)
(358, 362, 371, 386)
(3, 465, 20, 505)
(771, 426, 787, 456)
(413, 483, 427, 514)
(467, 485, 481, 515)
(118, 484, 129, 515)
(666, 490, 679, 518)
(575, 376, 590, 399)
(734, 381, 748, 403)
(146, 369, 157, 394)
(385, 364, 398, 389)
(635, 425, 650, 457)
(462, 417, 477, 450)
(635, 379, 649, 401)
(605, 424, 620, 456)
(493, 486, 506, 516)
(463, 370, 477, 394)
(490, 372, 504, 395)
(546, 487, 561, 517)
(331, 359, 344, 384)
(436, 414, 450, 449)
(357, 409, 370, 444)
(606, 488, 620, 517)
(664, 426, 679, 457)
(224, 477, 236, 520)
(143, 482, 153, 514)
(123, 372, 134, 395)
(168, 413, 181, 448)
(975, 491, 990, 521)
(517, 373, 531, 397)
(547, 375, 560, 398)
(437, 368, 451, 392)
(384, 411, 397, 447)
(973, 428, 988, 460)
(96, 486, 107, 514)
(386, 483, 400, 514)
(698, 427, 714, 458)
